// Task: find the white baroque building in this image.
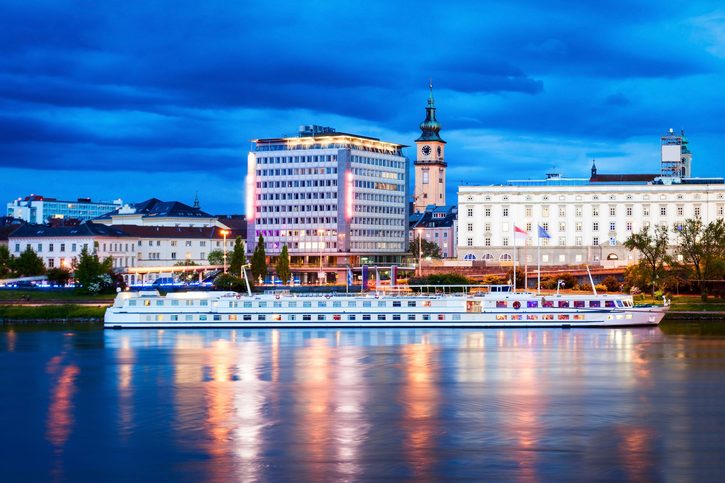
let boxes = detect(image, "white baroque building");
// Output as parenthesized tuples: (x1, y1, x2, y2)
(246, 125, 408, 282)
(457, 130, 724, 267)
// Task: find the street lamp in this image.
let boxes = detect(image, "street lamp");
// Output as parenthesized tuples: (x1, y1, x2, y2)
(220, 229, 229, 273)
(416, 228, 423, 277)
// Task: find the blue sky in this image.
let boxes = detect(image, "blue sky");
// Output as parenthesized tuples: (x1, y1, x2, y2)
(1, 0, 723, 214)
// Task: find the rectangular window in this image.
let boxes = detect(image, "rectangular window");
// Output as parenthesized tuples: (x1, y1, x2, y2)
(610, 222, 616, 231)
(660, 206, 667, 216)
(467, 208, 473, 217)
(589, 301, 601, 308)
(502, 207, 509, 217)
(593, 237, 599, 246)
(626, 206, 633, 216)
(49, 244, 54, 252)
(484, 207, 491, 217)
(609, 206, 616, 216)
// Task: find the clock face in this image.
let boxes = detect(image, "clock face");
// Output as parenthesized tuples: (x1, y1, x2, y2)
(421, 145, 431, 156)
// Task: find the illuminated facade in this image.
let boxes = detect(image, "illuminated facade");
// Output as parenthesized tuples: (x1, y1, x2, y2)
(413, 84, 447, 213)
(7, 194, 122, 224)
(246, 126, 408, 280)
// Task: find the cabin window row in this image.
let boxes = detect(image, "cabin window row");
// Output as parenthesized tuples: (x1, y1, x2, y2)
(145, 313, 462, 322)
(493, 300, 623, 309)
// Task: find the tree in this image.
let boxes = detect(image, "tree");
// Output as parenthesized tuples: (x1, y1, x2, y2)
(229, 236, 247, 276)
(601, 276, 622, 292)
(275, 245, 291, 284)
(207, 250, 225, 265)
(213, 273, 249, 292)
(409, 235, 442, 264)
(624, 224, 670, 296)
(14, 248, 45, 277)
(505, 268, 525, 288)
(251, 234, 267, 282)
(674, 218, 725, 294)
(0, 245, 14, 278)
(74, 246, 114, 294)
(174, 259, 198, 283)
(46, 267, 72, 286)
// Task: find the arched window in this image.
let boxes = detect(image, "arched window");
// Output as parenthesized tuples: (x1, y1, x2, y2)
(607, 253, 619, 260)
(482, 253, 494, 260)
(463, 253, 477, 260)
(500, 253, 512, 261)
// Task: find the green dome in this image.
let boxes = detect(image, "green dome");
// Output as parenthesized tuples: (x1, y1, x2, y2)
(415, 84, 445, 143)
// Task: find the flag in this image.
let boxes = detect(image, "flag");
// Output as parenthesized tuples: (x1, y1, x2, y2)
(538, 225, 551, 239)
(514, 225, 528, 238)
(347, 267, 353, 286)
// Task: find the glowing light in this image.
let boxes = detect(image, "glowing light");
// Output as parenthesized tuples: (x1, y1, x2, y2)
(245, 152, 257, 221)
(345, 170, 353, 220)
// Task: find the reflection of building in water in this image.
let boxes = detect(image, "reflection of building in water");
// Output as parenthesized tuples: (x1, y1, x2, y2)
(295, 339, 333, 481)
(332, 345, 367, 479)
(45, 353, 80, 482)
(400, 338, 440, 478)
(117, 336, 134, 441)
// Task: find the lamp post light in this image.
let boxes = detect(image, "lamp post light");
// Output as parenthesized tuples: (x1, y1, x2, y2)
(221, 229, 229, 273)
(416, 228, 423, 277)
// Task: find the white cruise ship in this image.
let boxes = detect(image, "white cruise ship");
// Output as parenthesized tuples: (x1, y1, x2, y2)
(104, 286, 669, 329)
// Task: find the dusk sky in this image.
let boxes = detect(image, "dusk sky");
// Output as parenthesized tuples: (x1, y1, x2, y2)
(1, 1, 723, 215)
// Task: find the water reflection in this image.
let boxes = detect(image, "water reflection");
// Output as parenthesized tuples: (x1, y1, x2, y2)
(1, 326, 723, 481)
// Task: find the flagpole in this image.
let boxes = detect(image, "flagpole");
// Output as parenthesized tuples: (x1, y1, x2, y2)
(524, 237, 528, 292)
(512, 222, 517, 293)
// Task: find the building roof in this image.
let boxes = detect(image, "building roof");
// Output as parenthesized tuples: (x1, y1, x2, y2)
(95, 198, 214, 220)
(11, 222, 129, 238)
(589, 174, 659, 183)
(112, 225, 232, 239)
(409, 205, 457, 229)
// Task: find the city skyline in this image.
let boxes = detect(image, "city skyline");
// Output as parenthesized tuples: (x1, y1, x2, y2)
(1, 1, 723, 214)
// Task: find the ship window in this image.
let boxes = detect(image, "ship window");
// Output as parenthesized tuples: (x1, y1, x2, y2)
(408, 314, 416, 321)
(438, 314, 445, 321)
(543, 314, 554, 320)
(527, 301, 538, 308)
(378, 301, 386, 307)
(258, 315, 266, 321)
(171, 300, 179, 306)
(407, 301, 416, 307)
(496, 315, 506, 320)
(511, 314, 522, 320)
(589, 301, 601, 308)
(244, 301, 252, 308)
(527, 315, 538, 320)
(186, 300, 193, 306)
(213, 314, 221, 321)
(273, 301, 282, 308)
(393, 301, 402, 307)
(288, 301, 297, 308)
(144, 300, 151, 306)
(303, 314, 311, 321)
(349, 314, 356, 321)
(558, 301, 569, 308)
(318, 301, 327, 308)
(348, 301, 357, 307)
(574, 315, 585, 320)
(318, 314, 325, 321)
(185, 315, 193, 321)
(156, 315, 163, 321)
(422, 314, 431, 321)
(496, 301, 507, 308)
(558, 314, 570, 320)
(156, 300, 164, 306)
(229, 315, 237, 321)
(129, 300, 137, 306)
(199, 315, 207, 321)
(452, 314, 461, 320)
(333, 314, 341, 321)
(363, 314, 371, 321)
(363, 301, 372, 308)
(243, 314, 252, 321)
(258, 301, 267, 308)
(377, 314, 386, 321)
(605, 301, 615, 308)
(333, 301, 342, 308)
(200, 300, 208, 306)
(543, 300, 554, 308)
(393, 314, 401, 321)
(170, 315, 178, 321)
(574, 301, 585, 308)
(273, 314, 282, 321)
(422, 301, 432, 307)
(303, 301, 312, 308)
(289, 315, 296, 321)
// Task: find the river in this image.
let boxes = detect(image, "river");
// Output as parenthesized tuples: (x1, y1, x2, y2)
(1, 323, 724, 482)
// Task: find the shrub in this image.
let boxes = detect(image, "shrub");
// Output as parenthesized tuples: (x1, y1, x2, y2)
(213, 273, 251, 292)
(601, 276, 621, 292)
(595, 284, 607, 293)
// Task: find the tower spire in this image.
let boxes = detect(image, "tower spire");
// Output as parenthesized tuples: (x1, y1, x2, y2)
(416, 81, 444, 143)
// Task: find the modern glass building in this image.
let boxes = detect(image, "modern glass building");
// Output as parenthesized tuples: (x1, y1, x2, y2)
(7, 195, 122, 224)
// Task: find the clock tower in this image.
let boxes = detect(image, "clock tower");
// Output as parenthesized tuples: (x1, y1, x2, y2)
(413, 82, 447, 213)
